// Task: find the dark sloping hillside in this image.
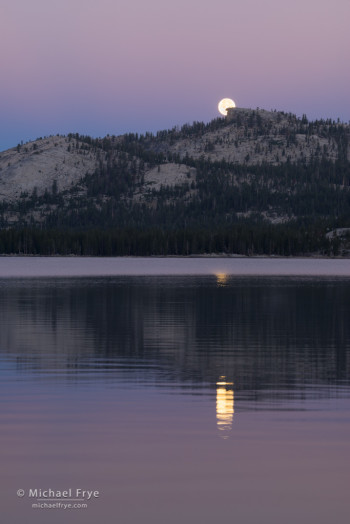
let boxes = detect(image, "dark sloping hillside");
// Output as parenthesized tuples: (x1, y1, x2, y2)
(0, 108, 349, 255)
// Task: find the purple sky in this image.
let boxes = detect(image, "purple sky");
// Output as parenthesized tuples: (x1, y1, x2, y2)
(1, 0, 349, 151)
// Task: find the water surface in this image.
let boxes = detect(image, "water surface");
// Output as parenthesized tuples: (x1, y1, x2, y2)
(1, 259, 349, 523)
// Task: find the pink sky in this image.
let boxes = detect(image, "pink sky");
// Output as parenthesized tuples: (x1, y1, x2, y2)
(1, 0, 349, 150)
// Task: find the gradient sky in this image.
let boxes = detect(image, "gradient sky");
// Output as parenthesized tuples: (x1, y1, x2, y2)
(1, 0, 349, 151)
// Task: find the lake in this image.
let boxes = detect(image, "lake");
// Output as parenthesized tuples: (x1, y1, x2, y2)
(1, 257, 350, 524)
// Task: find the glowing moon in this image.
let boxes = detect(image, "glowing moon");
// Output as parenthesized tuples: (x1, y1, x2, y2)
(218, 98, 236, 116)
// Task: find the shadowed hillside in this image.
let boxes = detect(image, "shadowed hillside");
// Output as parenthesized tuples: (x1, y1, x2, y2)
(0, 108, 349, 256)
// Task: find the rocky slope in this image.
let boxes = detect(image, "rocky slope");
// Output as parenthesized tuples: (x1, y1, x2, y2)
(0, 108, 349, 247)
(0, 135, 99, 201)
(147, 107, 349, 166)
(1, 107, 349, 204)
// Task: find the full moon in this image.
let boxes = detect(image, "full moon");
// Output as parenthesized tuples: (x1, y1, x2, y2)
(218, 98, 236, 116)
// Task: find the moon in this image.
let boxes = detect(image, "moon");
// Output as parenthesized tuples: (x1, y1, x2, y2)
(218, 98, 236, 116)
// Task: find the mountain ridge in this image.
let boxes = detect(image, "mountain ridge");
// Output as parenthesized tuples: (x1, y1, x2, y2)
(0, 107, 349, 256)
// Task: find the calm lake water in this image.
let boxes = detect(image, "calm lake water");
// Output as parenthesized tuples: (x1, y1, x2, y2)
(1, 258, 350, 524)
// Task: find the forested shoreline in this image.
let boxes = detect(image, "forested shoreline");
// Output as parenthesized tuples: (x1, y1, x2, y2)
(0, 222, 344, 257)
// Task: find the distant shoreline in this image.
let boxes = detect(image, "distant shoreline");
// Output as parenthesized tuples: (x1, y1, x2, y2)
(0, 253, 349, 259)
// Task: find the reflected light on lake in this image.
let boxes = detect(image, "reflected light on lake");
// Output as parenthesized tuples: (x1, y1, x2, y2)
(216, 377, 234, 438)
(215, 273, 228, 286)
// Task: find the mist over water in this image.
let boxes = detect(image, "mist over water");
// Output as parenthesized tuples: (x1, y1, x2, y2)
(1, 256, 350, 277)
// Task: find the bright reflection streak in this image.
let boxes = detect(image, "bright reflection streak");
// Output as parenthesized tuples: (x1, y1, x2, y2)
(216, 376, 234, 439)
(216, 273, 228, 286)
